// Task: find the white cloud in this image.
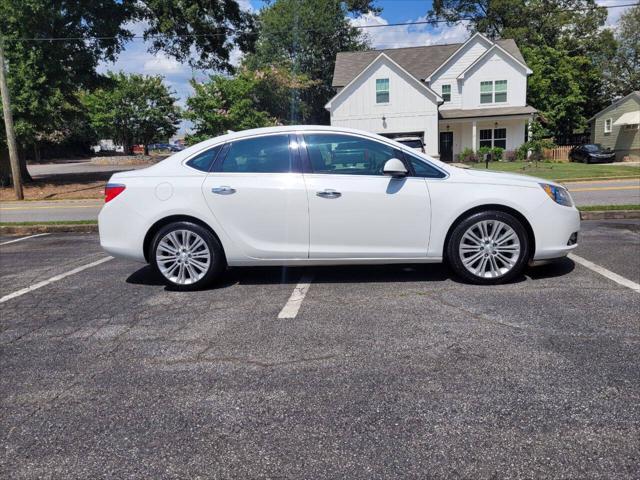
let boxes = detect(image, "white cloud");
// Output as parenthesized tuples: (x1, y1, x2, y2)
(351, 13, 470, 49)
(142, 55, 183, 75)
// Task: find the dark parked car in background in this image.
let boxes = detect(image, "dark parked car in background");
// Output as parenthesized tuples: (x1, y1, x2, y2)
(569, 144, 615, 164)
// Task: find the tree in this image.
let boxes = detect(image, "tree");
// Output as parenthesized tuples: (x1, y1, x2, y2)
(606, 5, 640, 97)
(185, 65, 317, 144)
(83, 73, 180, 155)
(425, 0, 617, 137)
(246, 0, 375, 124)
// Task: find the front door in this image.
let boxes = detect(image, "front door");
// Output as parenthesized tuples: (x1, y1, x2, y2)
(201, 134, 309, 259)
(301, 132, 431, 259)
(439, 132, 453, 162)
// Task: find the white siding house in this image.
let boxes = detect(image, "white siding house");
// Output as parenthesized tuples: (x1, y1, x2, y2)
(327, 33, 536, 161)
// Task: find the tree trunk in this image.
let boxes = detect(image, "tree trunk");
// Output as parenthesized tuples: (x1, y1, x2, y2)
(18, 147, 33, 182)
(144, 143, 149, 156)
(33, 142, 41, 163)
(0, 145, 11, 187)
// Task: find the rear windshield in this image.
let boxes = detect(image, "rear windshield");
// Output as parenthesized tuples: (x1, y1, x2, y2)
(398, 139, 423, 149)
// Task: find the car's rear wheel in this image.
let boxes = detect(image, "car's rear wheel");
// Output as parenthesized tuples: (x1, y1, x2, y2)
(151, 221, 226, 290)
(447, 211, 530, 285)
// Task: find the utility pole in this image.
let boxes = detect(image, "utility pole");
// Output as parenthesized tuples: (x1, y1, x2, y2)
(0, 35, 24, 200)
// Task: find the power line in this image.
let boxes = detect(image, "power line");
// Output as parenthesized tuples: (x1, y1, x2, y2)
(2, 2, 637, 42)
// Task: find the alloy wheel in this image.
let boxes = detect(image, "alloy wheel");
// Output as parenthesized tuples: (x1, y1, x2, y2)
(156, 229, 212, 285)
(458, 220, 521, 279)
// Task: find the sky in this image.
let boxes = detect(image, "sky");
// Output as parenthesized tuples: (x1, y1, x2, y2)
(96, 0, 635, 136)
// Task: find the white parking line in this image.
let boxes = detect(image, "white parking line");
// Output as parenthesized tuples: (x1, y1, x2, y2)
(0, 233, 49, 246)
(278, 273, 314, 319)
(0, 256, 114, 304)
(568, 253, 640, 293)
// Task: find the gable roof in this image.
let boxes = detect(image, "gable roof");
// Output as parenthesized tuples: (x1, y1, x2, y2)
(332, 38, 526, 88)
(587, 91, 640, 122)
(457, 43, 532, 79)
(325, 52, 441, 111)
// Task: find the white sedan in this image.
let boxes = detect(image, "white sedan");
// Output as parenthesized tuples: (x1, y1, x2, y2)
(99, 126, 580, 290)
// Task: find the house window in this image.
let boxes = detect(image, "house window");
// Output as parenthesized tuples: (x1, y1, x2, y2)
(624, 124, 639, 131)
(376, 78, 389, 104)
(495, 80, 507, 103)
(442, 84, 451, 102)
(604, 118, 612, 133)
(480, 80, 507, 104)
(480, 81, 493, 104)
(479, 129, 493, 148)
(493, 128, 507, 149)
(479, 128, 507, 149)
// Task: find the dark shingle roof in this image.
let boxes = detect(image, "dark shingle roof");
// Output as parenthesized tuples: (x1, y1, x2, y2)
(332, 39, 527, 88)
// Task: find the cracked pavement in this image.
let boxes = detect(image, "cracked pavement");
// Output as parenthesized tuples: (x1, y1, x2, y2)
(1, 221, 639, 479)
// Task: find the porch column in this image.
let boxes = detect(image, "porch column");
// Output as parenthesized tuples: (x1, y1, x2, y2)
(527, 115, 533, 158)
(471, 120, 477, 152)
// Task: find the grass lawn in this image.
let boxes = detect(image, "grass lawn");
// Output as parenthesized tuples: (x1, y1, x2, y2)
(467, 161, 640, 181)
(577, 204, 640, 211)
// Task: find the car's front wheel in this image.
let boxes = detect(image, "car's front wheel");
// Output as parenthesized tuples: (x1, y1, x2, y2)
(151, 221, 226, 290)
(447, 211, 530, 285)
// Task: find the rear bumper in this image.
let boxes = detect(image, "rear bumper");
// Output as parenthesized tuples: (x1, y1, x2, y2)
(530, 200, 581, 261)
(98, 199, 147, 263)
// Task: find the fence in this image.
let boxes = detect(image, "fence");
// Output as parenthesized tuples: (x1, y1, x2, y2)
(543, 145, 575, 162)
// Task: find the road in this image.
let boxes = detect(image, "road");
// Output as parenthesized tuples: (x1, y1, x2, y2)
(0, 220, 638, 478)
(565, 178, 640, 206)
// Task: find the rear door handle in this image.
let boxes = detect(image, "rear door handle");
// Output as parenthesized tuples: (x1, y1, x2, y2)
(211, 186, 236, 195)
(316, 189, 341, 199)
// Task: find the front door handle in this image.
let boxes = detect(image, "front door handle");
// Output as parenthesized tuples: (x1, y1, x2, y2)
(316, 189, 341, 199)
(212, 186, 236, 195)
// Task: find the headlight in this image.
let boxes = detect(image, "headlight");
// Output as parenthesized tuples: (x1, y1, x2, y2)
(539, 183, 573, 207)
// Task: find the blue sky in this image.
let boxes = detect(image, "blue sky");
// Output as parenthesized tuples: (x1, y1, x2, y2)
(96, 0, 632, 136)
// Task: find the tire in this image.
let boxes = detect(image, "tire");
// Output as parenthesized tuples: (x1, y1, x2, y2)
(150, 221, 226, 291)
(446, 210, 530, 285)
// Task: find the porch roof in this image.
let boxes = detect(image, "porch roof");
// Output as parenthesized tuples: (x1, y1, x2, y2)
(439, 105, 536, 120)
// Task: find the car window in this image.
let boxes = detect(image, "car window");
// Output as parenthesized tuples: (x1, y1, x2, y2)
(303, 133, 403, 176)
(584, 144, 599, 152)
(186, 144, 223, 172)
(399, 140, 423, 149)
(404, 151, 446, 178)
(220, 135, 293, 173)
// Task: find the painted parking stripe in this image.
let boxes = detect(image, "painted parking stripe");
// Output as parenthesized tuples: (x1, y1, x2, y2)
(278, 273, 314, 319)
(569, 185, 639, 192)
(0, 233, 49, 246)
(0, 256, 113, 304)
(568, 253, 640, 293)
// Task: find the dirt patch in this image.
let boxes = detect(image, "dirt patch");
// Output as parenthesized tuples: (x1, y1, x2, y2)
(0, 171, 114, 201)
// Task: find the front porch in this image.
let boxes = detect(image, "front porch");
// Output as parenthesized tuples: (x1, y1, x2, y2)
(438, 107, 536, 161)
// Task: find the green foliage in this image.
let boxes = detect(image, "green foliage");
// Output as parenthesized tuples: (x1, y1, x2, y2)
(515, 121, 556, 161)
(82, 73, 180, 153)
(185, 68, 275, 144)
(246, 0, 373, 124)
(457, 147, 478, 163)
(605, 5, 640, 97)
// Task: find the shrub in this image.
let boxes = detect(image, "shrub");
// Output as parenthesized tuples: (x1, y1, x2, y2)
(503, 150, 517, 162)
(457, 147, 478, 162)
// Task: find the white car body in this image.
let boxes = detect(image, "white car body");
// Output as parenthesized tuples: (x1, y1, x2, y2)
(99, 125, 580, 269)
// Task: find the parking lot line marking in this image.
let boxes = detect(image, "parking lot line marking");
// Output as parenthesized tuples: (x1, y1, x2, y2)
(568, 253, 640, 293)
(568, 185, 639, 192)
(0, 233, 49, 246)
(0, 256, 113, 304)
(278, 273, 314, 319)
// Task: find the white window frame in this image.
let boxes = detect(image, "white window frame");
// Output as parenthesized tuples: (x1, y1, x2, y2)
(442, 84, 451, 102)
(604, 118, 612, 133)
(623, 124, 639, 131)
(478, 128, 507, 149)
(375, 78, 389, 104)
(480, 80, 507, 104)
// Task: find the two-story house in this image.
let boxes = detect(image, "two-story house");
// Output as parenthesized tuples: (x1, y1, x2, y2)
(326, 33, 536, 161)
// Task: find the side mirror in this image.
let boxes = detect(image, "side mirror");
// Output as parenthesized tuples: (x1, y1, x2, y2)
(383, 158, 408, 178)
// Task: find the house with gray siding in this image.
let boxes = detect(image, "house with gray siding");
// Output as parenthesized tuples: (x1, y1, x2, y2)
(588, 91, 640, 161)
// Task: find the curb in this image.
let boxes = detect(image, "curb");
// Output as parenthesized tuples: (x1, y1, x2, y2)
(580, 210, 640, 220)
(0, 224, 98, 235)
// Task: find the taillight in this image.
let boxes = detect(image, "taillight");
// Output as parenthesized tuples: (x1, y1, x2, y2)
(104, 183, 126, 203)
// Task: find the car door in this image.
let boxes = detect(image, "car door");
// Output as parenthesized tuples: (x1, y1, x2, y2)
(301, 132, 431, 259)
(201, 134, 309, 260)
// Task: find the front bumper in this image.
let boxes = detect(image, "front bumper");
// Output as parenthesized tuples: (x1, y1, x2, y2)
(530, 200, 581, 261)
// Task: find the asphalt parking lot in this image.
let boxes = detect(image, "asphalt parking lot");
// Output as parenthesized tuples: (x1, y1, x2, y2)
(1, 220, 639, 479)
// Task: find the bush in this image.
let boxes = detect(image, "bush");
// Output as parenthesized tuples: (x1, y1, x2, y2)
(503, 150, 517, 162)
(457, 147, 478, 162)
